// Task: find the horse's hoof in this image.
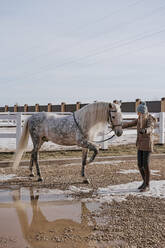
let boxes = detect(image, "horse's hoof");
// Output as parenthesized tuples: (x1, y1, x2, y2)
(29, 173, 34, 177)
(37, 177, 43, 182)
(83, 178, 90, 184)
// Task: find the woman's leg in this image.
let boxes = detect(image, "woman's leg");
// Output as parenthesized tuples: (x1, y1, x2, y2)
(137, 150, 145, 189)
(143, 151, 151, 189)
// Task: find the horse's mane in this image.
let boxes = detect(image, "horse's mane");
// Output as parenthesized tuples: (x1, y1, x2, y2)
(75, 102, 110, 138)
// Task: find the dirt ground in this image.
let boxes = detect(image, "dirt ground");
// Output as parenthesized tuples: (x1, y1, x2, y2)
(0, 145, 165, 248)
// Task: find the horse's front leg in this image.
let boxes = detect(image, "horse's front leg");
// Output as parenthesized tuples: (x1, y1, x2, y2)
(81, 148, 88, 177)
(88, 145, 98, 164)
(29, 150, 34, 177)
(78, 139, 99, 182)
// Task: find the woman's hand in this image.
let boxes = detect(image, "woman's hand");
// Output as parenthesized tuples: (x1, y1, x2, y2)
(139, 128, 146, 134)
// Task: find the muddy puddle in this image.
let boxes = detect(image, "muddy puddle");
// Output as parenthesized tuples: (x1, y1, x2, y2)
(0, 187, 104, 248)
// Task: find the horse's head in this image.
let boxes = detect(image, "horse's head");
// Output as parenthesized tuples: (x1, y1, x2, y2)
(109, 102, 123, 137)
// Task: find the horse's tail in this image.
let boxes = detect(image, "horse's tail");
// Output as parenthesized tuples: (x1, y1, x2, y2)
(13, 119, 29, 170)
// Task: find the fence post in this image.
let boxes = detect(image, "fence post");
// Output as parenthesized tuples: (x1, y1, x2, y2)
(14, 104, 18, 112)
(35, 104, 40, 112)
(5, 105, 8, 112)
(159, 112, 165, 144)
(24, 104, 28, 112)
(61, 102, 66, 112)
(161, 97, 165, 112)
(16, 113, 22, 149)
(135, 99, 141, 112)
(76, 102, 81, 110)
(48, 103, 52, 112)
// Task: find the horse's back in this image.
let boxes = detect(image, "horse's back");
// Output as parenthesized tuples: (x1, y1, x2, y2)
(28, 112, 48, 137)
(46, 114, 77, 144)
(28, 112, 77, 145)
(28, 112, 47, 126)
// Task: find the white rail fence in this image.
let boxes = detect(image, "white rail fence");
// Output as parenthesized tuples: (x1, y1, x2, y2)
(0, 112, 164, 150)
(0, 113, 22, 149)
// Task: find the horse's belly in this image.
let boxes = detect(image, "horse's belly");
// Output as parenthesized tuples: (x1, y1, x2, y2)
(48, 132, 76, 146)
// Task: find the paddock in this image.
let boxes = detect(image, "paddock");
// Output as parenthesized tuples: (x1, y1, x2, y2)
(0, 109, 165, 247)
(0, 150, 165, 248)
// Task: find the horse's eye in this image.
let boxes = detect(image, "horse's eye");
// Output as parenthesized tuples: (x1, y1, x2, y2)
(112, 116, 115, 119)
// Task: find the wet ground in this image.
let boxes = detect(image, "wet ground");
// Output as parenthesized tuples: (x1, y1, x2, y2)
(0, 155, 165, 248)
(0, 187, 103, 248)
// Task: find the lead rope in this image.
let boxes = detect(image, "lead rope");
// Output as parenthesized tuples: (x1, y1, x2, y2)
(93, 131, 115, 143)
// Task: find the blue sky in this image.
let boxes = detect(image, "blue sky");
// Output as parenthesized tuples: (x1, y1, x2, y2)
(0, 0, 165, 106)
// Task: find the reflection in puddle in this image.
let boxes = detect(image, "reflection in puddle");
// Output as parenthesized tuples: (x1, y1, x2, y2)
(0, 187, 100, 248)
(0, 174, 16, 181)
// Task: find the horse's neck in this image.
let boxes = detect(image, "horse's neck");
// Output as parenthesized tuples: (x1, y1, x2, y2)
(76, 102, 108, 135)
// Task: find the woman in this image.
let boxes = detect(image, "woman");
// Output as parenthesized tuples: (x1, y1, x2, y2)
(123, 102, 156, 192)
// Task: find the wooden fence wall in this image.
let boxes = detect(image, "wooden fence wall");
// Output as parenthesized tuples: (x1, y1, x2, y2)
(0, 98, 165, 113)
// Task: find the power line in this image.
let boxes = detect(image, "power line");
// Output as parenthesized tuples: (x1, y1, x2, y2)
(71, 0, 144, 33)
(4, 25, 165, 83)
(33, 27, 165, 69)
(87, 39, 165, 66)
(68, 28, 165, 64)
(2, 2, 165, 82)
(8, 0, 165, 73)
(2, 0, 146, 68)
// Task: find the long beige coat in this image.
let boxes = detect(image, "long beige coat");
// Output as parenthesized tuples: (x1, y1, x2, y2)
(122, 114, 156, 152)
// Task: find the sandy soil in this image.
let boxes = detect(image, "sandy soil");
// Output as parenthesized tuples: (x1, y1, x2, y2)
(1, 154, 165, 190)
(0, 154, 165, 248)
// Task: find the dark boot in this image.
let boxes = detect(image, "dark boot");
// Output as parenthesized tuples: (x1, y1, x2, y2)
(138, 182, 145, 190)
(139, 184, 149, 192)
(139, 168, 150, 192)
(138, 168, 145, 190)
(137, 150, 145, 190)
(138, 151, 151, 192)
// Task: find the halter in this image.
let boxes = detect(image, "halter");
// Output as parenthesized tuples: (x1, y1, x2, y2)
(96, 109, 122, 143)
(109, 110, 123, 129)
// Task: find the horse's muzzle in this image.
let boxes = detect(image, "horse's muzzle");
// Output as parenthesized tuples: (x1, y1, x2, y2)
(115, 129, 123, 137)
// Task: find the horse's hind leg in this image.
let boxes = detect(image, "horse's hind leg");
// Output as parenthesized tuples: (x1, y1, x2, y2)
(32, 148, 42, 182)
(30, 137, 44, 182)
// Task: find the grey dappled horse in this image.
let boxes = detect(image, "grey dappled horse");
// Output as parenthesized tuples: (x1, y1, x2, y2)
(13, 102, 123, 182)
